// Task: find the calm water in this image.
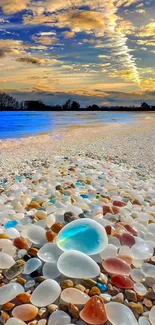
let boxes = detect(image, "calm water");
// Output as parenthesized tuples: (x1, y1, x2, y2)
(0, 111, 154, 140)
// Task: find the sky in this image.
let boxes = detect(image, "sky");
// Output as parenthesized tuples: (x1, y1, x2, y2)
(0, 0, 155, 107)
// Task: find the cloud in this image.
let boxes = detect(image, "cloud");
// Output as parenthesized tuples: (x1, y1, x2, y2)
(63, 31, 75, 39)
(32, 34, 59, 46)
(137, 39, 155, 46)
(141, 78, 155, 90)
(0, 0, 30, 14)
(138, 21, 155, 37)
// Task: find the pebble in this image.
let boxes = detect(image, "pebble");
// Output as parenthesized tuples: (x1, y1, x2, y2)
(13, 237, 29, 249)
(5, 260, 25, 279)
(0, 283, 24, 304)
(48, 310, 71, 325)
(61, 279, 74, 289)
(31, 279, 61, 307)
(80, 296, 107, 324)
(5, 318, 27, 325)
(12, 304, 38, 321)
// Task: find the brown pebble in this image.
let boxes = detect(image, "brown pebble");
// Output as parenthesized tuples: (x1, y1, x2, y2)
(16, 293, 31, 304)
(68, 303, 79, 320)
(146, 289, 155, 300)
(82, 279, 97, 289)
(61, 279, 74, 289)
(59, 304, 68, 312)
(28, 247, 39, 257)
(89, 286, 101, 296)
(103, 205, 113, 215)
(2, 302, 15, 311)
(75, 284, 86, 292)
(51, 222, 64, 234)
(16, 277, 26, 285)
(36, 276, 46, 283)
(27, 201, 41, 209)
(35, 211, 47, 220)
(129, 302, 144, 315)
(143, 298, 153, 309)
(150, 201, 155, 207)
(85, 289, 90, 295)
(46, 231, 57, 242)
(14, 237, 29, 249)
(108, 284, 120, 296)
(125, 290, 137, 302)
(47, 304, 58, 313)
(112, 293, 124, 304)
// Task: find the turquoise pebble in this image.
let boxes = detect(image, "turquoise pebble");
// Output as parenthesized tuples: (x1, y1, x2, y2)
(81, 194, 89, 199)
(16, 176, 22, 181)
(4, 220, 18, 229)
(76, 182, 83, 186)
(97, 282, 107, 292)
(64, 193, 70, 196)
(49, 199, 56, 204)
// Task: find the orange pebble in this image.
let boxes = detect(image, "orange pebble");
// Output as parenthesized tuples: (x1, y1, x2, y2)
(27, 201, 41, 209)
(16, 277, 26, 285)
(46, 230, 57, 242)
(1, 311, 10, 323)
(2, 302, 15, 311)
(51, 222, 64, 234)
(14, 237, 29, 249)
(28, 247, 39, 256)
(16, 293, 31, 304)
(12, 304, 38, 321)
(118, 255, 132, 265)
(0, 234, 9, 239)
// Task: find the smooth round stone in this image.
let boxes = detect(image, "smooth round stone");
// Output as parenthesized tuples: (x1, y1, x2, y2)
(31, 279, 61, 307)
(12, 304, 38, 321)
(43, 262, 61, 279)
(0, 239, 12, 249)
(145, 278, 155, 288)
(80, 296, 107, 324)
(38, 243, 62, 262)
(131, 242, 154, 260)
(0, 252, 15, 269)
(149, 306, 155, 325)
(0, 283, 24, 304)
(119, 246, 132, 257)
(48, 310, 71, 325)
(139, 317, 151, 325)
(108, 237, 121, 249)
(111, 275, 134, 289)
(27, 225, 47, 245)
(23, 258, 42, 274)
(6, 318, 27, 325)
(5, 220, 18, 229)
(57, 250, 100, 278)
(141, 263, 155, 277)
(134, 283, 147, 295)
(56, 218, 108, 255)
(102, 257, 131, 276)
(105, 302, 138, 325)
(61, 288, 90, 306)
(147, 224, 155, 235)
(5, 228, 20, 239)
(2, 245, 16, 257)
(46, 214, 56, 228)
(100, 244, 117, 259)
(131, 269, 145, 283)
(6, 260, 25, 280)
(120, 233, 135, 248)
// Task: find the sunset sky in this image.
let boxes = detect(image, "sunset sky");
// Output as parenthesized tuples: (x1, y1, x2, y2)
(0, 0, 155, 106)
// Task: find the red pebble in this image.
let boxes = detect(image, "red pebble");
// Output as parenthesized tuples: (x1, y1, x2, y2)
(105, 225, 112, 235)
(123, 224, 138, 236)
(111, 275, 134, 289)
(120, 232, 135, 248)
(113, 201, 126, 207)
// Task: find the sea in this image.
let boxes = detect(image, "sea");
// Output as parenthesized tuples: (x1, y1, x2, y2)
(0, 111, 154, 140)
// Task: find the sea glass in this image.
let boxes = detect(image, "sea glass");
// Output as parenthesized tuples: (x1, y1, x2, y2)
(141, 263, 155, 277)
(131, 242, 154, 260)
(105, 302, 138, 325)
(5, 319, 27, 325)
(12, 304, 38, 321)
(23, 258, 42, 274)
(102, 257, 131, 275)
(56, 218, 108, 255)
(48, 310, 71, 325)
(61, 288, 90, 306)
(80, 296, 107, 324)
(100, 244, 117, 259)
(31, 279, 61, 307)
(120, 233, 135, 247)
(27, 225, 47, 245)
(111, 275, 134, 289)
(149, 306, 155, 325)
(57, 250, 100, 278)
(0, 252, 15, 269)
(38, 243, 62, 262)
(43, 262, 61, 279)
(0, 283, 24, 304)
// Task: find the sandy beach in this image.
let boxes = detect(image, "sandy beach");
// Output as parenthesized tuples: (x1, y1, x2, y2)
(0, 117, 155, 180)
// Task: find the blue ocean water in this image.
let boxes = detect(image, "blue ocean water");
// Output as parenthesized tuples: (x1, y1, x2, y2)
(0, 111, 154, 140)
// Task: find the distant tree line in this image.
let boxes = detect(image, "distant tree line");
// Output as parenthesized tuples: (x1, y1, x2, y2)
(0, 91, 154, 111)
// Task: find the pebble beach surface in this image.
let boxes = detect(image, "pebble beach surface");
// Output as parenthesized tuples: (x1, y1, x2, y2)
(0, 118, 155, 325)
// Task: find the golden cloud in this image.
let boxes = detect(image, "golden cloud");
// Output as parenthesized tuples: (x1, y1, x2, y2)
(141, 78, 155, 90)
(63, 31, 75, 39)
(32, 35, 59, 46)
(138, 21, 155, 37)
(0, 0, 30, 14)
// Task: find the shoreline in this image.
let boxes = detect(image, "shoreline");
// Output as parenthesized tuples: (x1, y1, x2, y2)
(0, 118, 155, 180)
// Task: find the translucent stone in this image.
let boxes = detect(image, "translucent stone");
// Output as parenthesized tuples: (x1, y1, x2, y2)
(46, 214, 56, 228)
(131, 242, 154, 260)
(141, 263, 155, 277)
(108, 237, 121, 249)
(0, 283, 24, 304)
(43, 262, 61, 279)
(57, 250, 100, 278)
(120, 233, 135, 248)
(48, 310, 71, 325)
(149, 306, 155, 325)
(131, 269, 145, 283)
(102, 257, 131, 276)
(23, 258, 42, 274)
(119, 246, 132, 257)
(0, 252, 15, 269)
(61, 288, 90, 306)
(31, 279, 61, 307)
(0, 239, 12, 248)
(56, 218, 108, 255)
(147, 224, 155, 235)
(5, 220, 18, 229)
(111, 275, 134, 289)
(80, 296, 107, 324)
(100, 244, 117, 259)
(38, 243, 62, 262)
(5, 228, 20, 239)
(6, 318, 27, 325)
(134, 283, 147, 295)
(139, 317, 151, 325)
(105, 302, 138, 325)
(2, 245, 16, 257)
(27, 225, 47, 245)
(12, 304, 38, 321)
